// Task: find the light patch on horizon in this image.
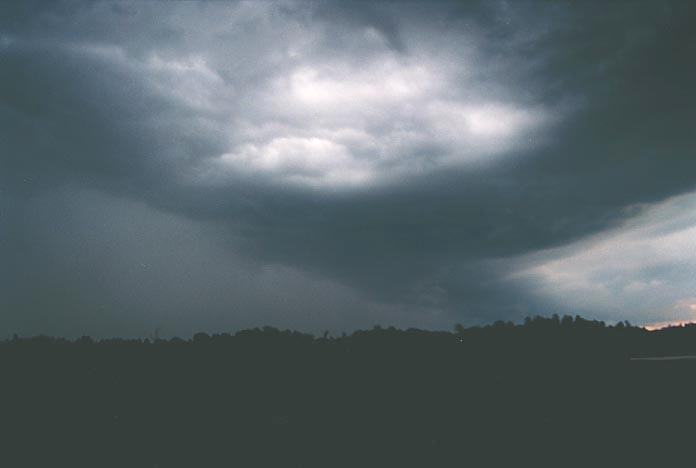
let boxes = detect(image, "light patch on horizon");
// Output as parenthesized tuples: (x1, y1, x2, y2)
(512, 192, 696, 326)
(641, 300, 696, 330)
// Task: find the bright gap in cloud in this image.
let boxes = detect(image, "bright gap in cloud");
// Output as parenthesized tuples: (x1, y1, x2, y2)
(512, 192, 696, 326)
(212, 56, 549, 189)
(66, 8, 554, 191)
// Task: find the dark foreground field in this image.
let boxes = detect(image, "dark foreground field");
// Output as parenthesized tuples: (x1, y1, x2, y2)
(2, 316, 696, 467)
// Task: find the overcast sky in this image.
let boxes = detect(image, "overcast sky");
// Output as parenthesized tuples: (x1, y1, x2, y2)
(1, 0, 695, 337)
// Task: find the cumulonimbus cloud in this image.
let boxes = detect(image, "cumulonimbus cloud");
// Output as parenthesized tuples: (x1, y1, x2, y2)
(1, 0, 695, 336)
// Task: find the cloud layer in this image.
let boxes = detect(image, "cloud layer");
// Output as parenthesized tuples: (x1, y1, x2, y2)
(1, 1, 696, 336)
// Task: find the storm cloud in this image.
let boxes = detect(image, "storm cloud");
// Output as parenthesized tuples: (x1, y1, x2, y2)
(1, 1, 695, 337)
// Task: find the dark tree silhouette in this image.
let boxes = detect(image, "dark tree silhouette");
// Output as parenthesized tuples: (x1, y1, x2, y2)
(0, 315, 693, 467)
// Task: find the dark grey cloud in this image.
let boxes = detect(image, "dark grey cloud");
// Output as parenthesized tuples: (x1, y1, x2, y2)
(2, 0, 696, 336)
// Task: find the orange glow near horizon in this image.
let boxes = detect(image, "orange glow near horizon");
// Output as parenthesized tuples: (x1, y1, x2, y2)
(643, 320, 696, 331)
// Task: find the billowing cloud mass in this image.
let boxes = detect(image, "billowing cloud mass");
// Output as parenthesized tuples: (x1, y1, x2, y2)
(1, 1, 695, 337)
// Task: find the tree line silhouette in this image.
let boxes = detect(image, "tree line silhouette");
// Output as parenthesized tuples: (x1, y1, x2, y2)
(1, 315, 695, 467)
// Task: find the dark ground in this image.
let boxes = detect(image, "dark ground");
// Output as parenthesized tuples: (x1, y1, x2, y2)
(1, 316, 695, 467)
